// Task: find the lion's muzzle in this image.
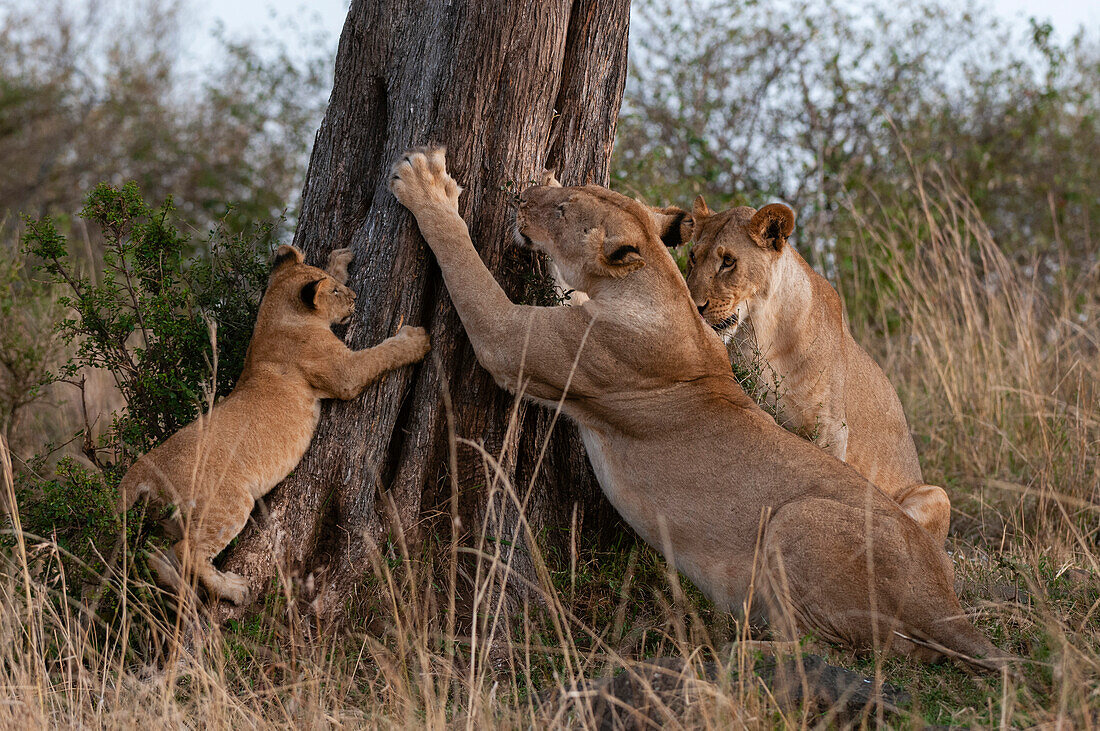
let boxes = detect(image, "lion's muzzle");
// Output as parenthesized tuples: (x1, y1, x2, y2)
(713, 312, 739, 332)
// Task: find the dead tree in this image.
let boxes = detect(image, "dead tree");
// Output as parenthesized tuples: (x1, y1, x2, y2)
(220, 0, 631, 621)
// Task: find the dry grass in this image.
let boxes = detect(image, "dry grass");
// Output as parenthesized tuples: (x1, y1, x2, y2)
(2, 173, 1098, 727)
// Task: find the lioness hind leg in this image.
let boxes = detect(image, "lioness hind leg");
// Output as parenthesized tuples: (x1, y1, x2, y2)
(760, 497, 1004, 668)
(895, 484, 951, 545)
(760, 497, 930, 653)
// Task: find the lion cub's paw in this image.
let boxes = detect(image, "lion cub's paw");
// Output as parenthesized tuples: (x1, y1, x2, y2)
(326, 247, 354, 284)
(212, 570, 250, 605)
(395, 325, 431, 360)
(389, 147, 462, 214)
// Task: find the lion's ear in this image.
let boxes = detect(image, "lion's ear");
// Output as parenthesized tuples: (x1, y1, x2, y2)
(692, 195, 713, 221)
(588, 228, 646, 277)
(749, 203, 795, 252)
(649, 205, 693, 248)
(274, 244, 305, 269)
(540, 169, 562, 187)
(300, 278, 324, 309)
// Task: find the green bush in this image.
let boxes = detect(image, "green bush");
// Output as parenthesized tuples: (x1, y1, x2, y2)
(14, 455, 138, 580)
(23, 181, 271, 457)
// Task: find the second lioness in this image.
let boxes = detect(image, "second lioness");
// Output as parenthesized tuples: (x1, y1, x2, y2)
(682, 197, 950, 543)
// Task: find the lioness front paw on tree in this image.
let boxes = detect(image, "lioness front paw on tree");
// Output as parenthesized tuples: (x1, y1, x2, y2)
(116, 244, 430, 605)
(389, 147, 462, 222)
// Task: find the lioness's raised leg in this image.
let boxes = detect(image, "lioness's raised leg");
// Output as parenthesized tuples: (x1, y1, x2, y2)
(894, 483, 951, 544)
(390, 148, 600, 400)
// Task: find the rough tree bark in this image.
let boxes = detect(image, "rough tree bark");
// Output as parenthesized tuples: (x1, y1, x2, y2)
(219, 0, 630, 622)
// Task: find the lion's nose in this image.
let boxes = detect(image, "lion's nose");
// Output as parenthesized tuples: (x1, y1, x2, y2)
(696, 301, 708, 316)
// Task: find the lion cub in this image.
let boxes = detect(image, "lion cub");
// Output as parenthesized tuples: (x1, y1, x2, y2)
(681, 197, 951, 542)
(117, 245, 430, 604)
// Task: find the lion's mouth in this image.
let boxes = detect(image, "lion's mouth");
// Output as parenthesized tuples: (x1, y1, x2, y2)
(513, 220, 535, 250)
(711, 312, 739, 332)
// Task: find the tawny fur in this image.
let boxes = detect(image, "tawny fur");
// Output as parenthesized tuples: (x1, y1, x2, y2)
(390, 147, 1005, 670)
(116, 245, 430, 604)
(678, 197, 950, 543)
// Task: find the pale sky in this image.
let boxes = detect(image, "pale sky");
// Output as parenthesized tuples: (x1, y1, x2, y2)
(992, 0, 1100, 34)
(189, 0, 349, 66)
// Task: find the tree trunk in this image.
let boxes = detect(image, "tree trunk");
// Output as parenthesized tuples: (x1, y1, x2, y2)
(219, 0, 630, 622)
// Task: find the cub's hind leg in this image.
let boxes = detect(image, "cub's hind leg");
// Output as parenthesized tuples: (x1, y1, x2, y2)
(167, 492, 255, 605)
(146, 544, 186, 596)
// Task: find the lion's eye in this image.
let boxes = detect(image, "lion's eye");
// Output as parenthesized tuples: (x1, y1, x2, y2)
(556, 203, 567, 217)
(722, 255, 736, 270)
(688, 250, 695, 264)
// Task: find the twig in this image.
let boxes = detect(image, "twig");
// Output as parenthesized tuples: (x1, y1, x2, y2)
(58, 374, 106, 470)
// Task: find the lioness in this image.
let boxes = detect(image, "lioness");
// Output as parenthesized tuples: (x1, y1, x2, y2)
(117, 245, 430, 604)
(390, 148, 1005, 668)
(682, 197, 950, 543)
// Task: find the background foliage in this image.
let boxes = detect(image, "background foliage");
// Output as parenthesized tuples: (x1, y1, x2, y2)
(0, 0, 330, 456)
(615, 0, 1099, 294)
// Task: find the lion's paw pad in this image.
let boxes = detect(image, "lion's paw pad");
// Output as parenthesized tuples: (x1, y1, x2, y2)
(389, 147, 462, 213)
